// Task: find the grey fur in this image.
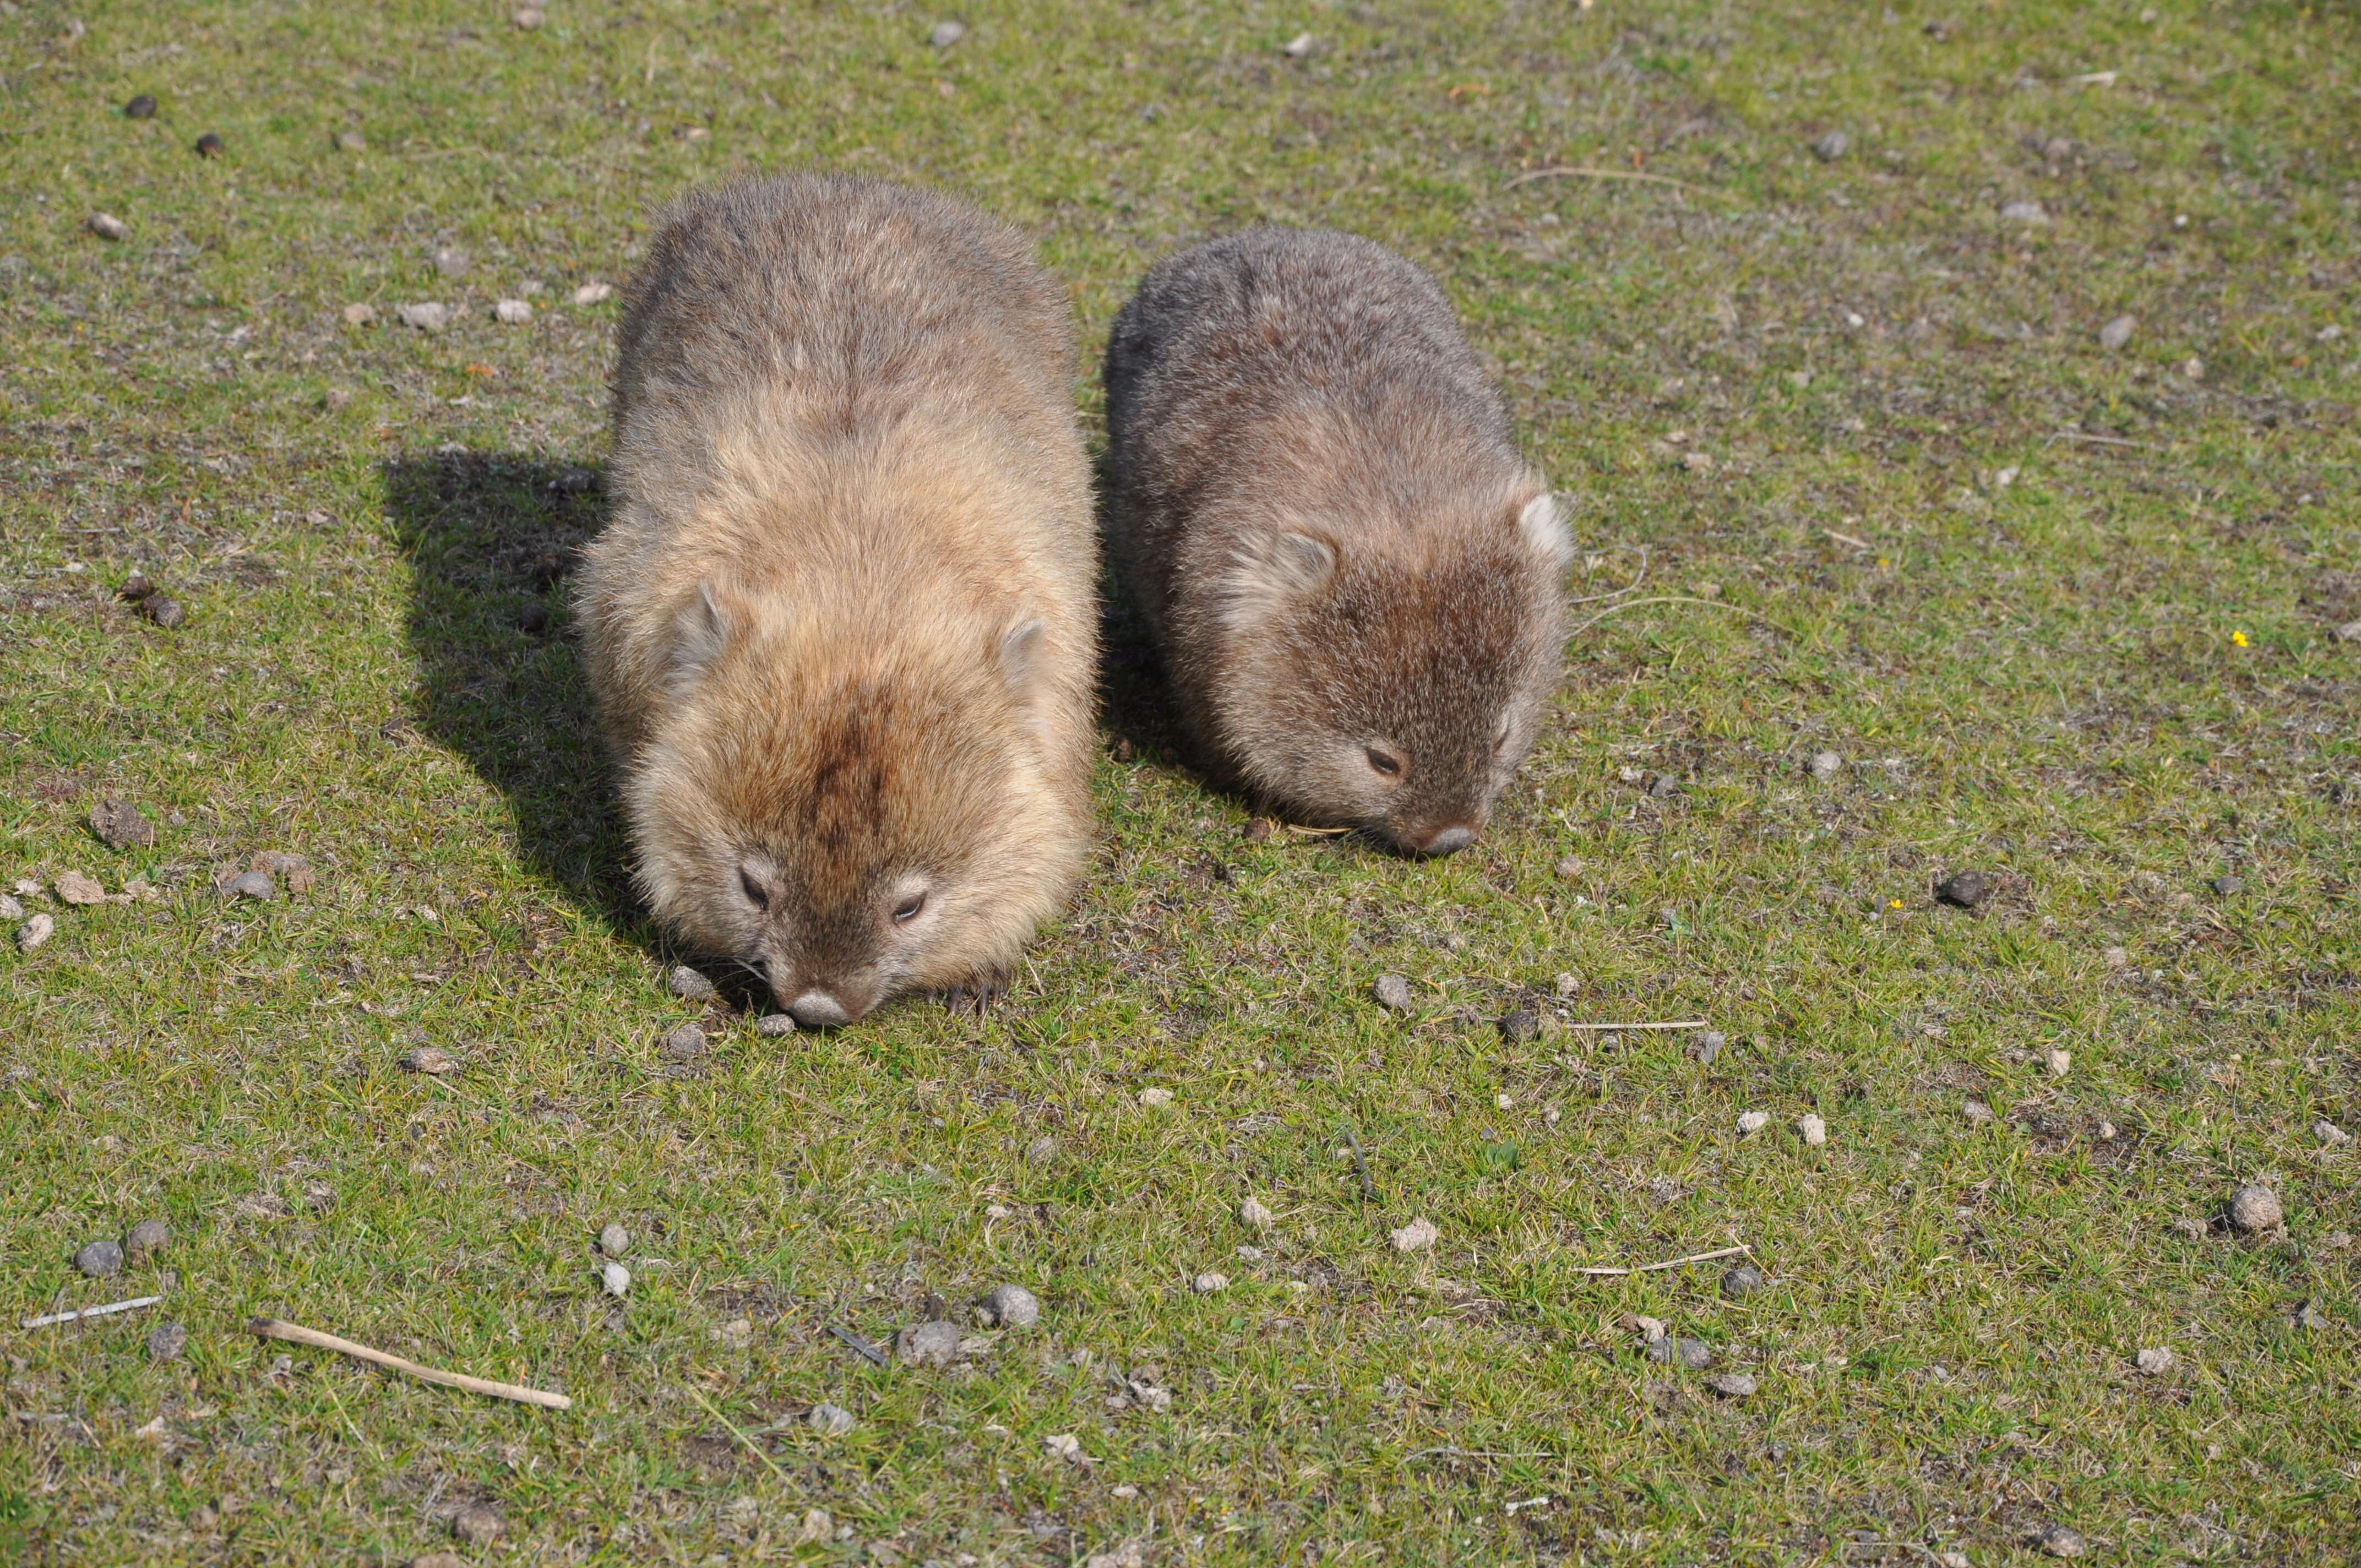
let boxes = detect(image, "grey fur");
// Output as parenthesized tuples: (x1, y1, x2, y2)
(1102, 226, 1568, 854)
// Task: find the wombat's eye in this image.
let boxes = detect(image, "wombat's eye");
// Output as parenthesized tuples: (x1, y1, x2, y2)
(891, 891, 927, 924)
(739, 868, 770, 910)
(1365, 748, 1403, 778)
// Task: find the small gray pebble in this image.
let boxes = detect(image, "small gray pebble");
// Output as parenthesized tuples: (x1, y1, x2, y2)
(601, 1261, 632, 1297)
(124, 1218, 170, 1262)
(1706, 1371, 1756, 1398)
(396, 301, 451, 333)
(598, 1223, 630, 1257)
(146, 1320, 187, 1361)
(75, 1239, 124, 1278)
(1811, 129, 1851, 162)
(979, 1283, 1040, 1329)
(1024, 1135, 1059, 1165)
(659, 1023, 708, 1061)
(809, 1401, 856, 1434)
(1695, 1029, 1725, 1064)
(1933, 869, 1992, 909)
(896, 1319, 961, 1368)
(1498, 1009, 1539, 1043)
(666, 964, 716, 1001)
(1720, 1262, 1764, 1299)
(2229, 1183, 2282, 1232)
(432, 246, 472, 279)
(224, 870, 275, 901)
(1372, 975, 1414, 1013)
(1807, 749, 1843, 781)
(1645, 1336, 1712, 1369)
(755, 1012, 796, 1037)
(2098, 314, 2137, 352)
(929, 18, 965, 46)
(2034, 1523, 2088, 1558)
(2208, 875, 2243, 897)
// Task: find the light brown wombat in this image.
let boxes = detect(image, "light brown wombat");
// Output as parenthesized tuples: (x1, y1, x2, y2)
(1102, 227, 1568, 856)
(578, 175, 1097, 1025)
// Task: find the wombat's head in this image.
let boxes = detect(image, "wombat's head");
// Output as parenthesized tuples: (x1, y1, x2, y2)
(1209, 489, 1568, 855)
(627, 584, 1081, 1026)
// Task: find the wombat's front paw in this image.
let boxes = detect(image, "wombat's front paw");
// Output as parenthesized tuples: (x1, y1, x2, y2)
(938, 973, 1009, 1017)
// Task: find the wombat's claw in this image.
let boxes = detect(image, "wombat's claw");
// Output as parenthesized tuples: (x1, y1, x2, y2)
(940, 975, 1006, 1017)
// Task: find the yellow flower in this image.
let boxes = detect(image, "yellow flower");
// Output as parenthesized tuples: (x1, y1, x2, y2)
(2232, 630, 2250, 647)
(1888, 898, 1903, 910)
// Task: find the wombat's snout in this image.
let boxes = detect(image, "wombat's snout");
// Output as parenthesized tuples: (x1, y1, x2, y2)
(1406, 823, 1476, 857)
(784, 987, 871, 1028)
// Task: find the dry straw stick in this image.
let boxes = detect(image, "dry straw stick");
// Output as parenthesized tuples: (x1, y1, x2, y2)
(22, 1295, 163, 1329)
(251, 1317, 572, 1411)
(1559, 1020, 1709, 1032)
(1574, 1244, 1752, 1279)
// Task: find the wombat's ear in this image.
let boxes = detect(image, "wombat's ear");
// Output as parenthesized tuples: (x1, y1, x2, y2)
(663, 581, 734, 695)
(1514, 490, 1573, 571)
(995, 618, 1047, 701)
(1225, 530, 1338, 625)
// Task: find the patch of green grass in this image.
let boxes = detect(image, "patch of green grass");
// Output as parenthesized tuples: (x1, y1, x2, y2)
(3, 1, 2358, 1563)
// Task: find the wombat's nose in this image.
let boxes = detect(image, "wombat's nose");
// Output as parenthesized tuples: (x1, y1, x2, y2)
(787, 989, 853, 1028)
(1407, 824, 1476, 857)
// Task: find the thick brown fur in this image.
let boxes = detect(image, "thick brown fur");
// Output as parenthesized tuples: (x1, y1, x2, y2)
(1102, 227, 1569, 856)
(578, 175, 1097, 1024)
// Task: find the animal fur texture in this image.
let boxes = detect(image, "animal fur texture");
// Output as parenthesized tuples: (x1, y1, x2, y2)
(578, 175, 1097, 1025)
(1102, 226, 1569, 856)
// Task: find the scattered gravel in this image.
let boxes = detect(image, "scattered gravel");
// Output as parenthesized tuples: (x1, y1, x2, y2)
(1138, 1086, 1173, 1108)
(659, 1024, 708, 1061)
(598, 1223, 630, 1257)
(1933, 869, 1992, 908)
(2033, 1523, 2087, 1558)
(897, 1320, 961, 1367)
(494, 297, 534, 324)
(1371, 974, 1415, 1013)
(978, 1283, 1040, 1329)
(1811, 129, 1850, 161)
(1721, 1263, 1765, 1299)
(126, 94, 158, 119)
(2229, 1184, 2283, 1232)
(1192, 1272, 1228, 1294)
(124, 1218, 170, 1263)
(2134, 1347, 2173, 1375)
(397, 302, 452, 332)
(755, 1013, 796, 1037)
(1389, 1216, 1439, 1252)
(399, 1047, 456, 1075)
(1239, 1196, 1275, 1230)
(53, 872, 106, 907)
(16, 913, 55, 951)
(2098, 314, 2139, 351)
(146, 1320, 187, 1361)
(808, 1402, 855, 1434)
(1646, 1336, 1713, 1369)
(929, 19, 965, 46)
(601, 1261, 631, 1297)
(1737, 1110, 1770, 1135)
(86, 212, 128, 241)
(1807, 749, 1843, 781)
(572, 281, 614, 306)
(75, 1239, 124, 1278)
(223, 870, 275, 900)
(1798, 1113, 1827, 1146)
(90, 799, 156, 851)
(451, 1505, 503, 1546)
(1498, 1009, 1539, 1043)
(667, 965, 716, 1001)
(1706, 1371, 1757, 1397)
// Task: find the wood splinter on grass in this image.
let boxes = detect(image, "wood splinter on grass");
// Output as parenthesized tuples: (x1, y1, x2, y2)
(1574, 1243, 1752, 1279)
(249, 1318, 570, 1409)
(22, 1295, 164, 1329)
(1559, 1019, 1709, 1032)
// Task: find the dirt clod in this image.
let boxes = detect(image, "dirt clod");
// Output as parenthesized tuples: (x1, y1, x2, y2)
(1646, 1336, 1713, 1369)
(598, 1223, 630, 1256)
(194, 132, 224, 159)
(659, 1024, 708, 1061)
(2229, 1184, 2282, 1232)
(809, 1402, 855, 1434)
(1706, 1371, 1757, 1397)
(90, 799, 156, 850)
(929, 19, 965, 46)
(979, 1283, 1040, 1329)
(1721, 1263, 1765, 1299)
(1807, 750, 1842, 781)
(399, 1047, 456, 1075)
(1499, 1008, 1539, 1043)
(2134, 1347, 2173, 1374)
(141, 594, 186, 628)
(666, 965, 716, 1001)
(1811, 130, 1850, 161)
(75, 1239, 124, 1277)
(55, 872, 106, 906)
(1389, 1217, 1439, 1252)
(896, 1320, 961, 1366)
(2033, 1524, 2087, 1558)
(124, 1218, 170, 1262)
(146, 1320, 187, 1361)
(86, 212, 128, 241)
(126, 95, 158, 119)
(2098, 314, 2137, 351)
(1372, 974, 1414, 1012)
(16, 913, 55, 952)
(1933, 870, 1992, 908)
(450, 1505, 503, 1545)
(396, 302, 451, 332)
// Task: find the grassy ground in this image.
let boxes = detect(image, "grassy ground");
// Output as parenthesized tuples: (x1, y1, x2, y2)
(3, 0, 2358, 1562)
